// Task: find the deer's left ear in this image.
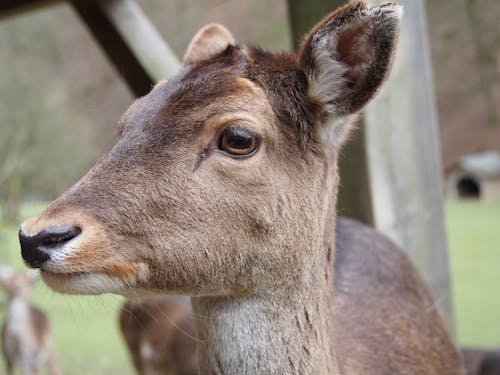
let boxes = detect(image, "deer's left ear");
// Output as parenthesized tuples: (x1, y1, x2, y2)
(183, 23, 236, 65)
(299, 1, 402, 140)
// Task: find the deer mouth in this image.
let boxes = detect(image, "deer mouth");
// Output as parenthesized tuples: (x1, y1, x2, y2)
(39, 259, 149, 295)
(40, 270, 85, 280)
(40, 269, 128, 295)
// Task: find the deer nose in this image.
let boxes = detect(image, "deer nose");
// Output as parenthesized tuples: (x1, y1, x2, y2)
(19, 226, 81, 268)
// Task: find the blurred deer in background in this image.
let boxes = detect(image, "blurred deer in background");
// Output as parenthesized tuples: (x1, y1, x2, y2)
(0, 266, 60, 375)
(478, 351, 500, 375)
(462, 348, 500, 375)
(19, 1, 466, 374)
(119, 296, 197, 375)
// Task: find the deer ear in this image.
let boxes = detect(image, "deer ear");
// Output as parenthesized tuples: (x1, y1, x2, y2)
(183, 23, 236, 65)
(299, 1, 402, 142)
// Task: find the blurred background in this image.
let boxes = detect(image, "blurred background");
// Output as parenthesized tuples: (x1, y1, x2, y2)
(0, 0, 499, 373)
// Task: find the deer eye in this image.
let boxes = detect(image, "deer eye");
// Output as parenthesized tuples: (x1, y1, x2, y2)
(217, 127, 259, 157)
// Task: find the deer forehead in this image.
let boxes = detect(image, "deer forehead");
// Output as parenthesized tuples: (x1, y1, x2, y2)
(118, 46, 317, 150)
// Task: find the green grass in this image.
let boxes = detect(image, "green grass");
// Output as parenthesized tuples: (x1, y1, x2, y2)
(0, 200, 498, 373)
(0, 203, 133, 375)
(446, 200, 500, 348)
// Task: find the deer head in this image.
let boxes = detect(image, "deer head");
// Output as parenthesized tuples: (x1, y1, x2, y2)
(19, 1, 401, 298)
(0, 266, 38, 301)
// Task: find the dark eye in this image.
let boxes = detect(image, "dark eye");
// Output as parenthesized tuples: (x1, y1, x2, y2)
(218, 127, 259, 157)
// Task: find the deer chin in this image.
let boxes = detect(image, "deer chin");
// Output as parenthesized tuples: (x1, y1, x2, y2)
(39, 261, 150, 295)
(40, 270, 127, 295)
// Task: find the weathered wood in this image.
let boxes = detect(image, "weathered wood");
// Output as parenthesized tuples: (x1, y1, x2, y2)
(287, 0, 335, 49)
(71, 0, 179, 97)
(0, 0, 62, 20)
(364, 0, 453, 329)
(98, 0, 179, 82)
(336, 125, 375, 224)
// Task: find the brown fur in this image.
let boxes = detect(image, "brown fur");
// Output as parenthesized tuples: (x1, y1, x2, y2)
(119, 296, 197, 375)
(119, 220, 465, 375)
(333, 219, 462, 374)
(20, 1, 465, 374)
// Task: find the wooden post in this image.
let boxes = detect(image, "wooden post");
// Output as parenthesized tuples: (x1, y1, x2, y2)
(287, 0, 335, 48)
(0, 0, 62, 21)
(71, 0, 179, 97)
(287, 0, 454, 330)
(364, 0, 453, 329)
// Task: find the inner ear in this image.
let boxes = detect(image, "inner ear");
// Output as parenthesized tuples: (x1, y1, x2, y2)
(337, 21, 374, 69)
(299, 2, 402, 118)
(183, 23, 236, 65)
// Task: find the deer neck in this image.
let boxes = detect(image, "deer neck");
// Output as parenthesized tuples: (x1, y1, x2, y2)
(192, 160, 339, 375)
(192, 264, 337, 374)
(9, 296, 29, 316)
(7, 296, 33, 338)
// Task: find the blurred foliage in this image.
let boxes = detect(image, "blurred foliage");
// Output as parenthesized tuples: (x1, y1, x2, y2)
(136, 0, 291, 56)
(427, 0, 500, 170)
(464, 0, 498, 126)
(0, 8, 104, 220)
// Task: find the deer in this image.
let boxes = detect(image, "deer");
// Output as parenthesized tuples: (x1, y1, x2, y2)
(461, 348, 500, 375)
(0, 266, 60, 375)
(119, 296, 197, 375)
(18, 1, 466, 374)
(477, 351, 500, 375)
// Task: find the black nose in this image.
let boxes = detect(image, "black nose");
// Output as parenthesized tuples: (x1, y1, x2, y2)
(19, 226, 81, 268)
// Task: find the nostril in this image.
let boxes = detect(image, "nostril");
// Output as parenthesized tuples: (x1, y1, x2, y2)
(39, 227, 82, 248)
(19, 226, 81, 268)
